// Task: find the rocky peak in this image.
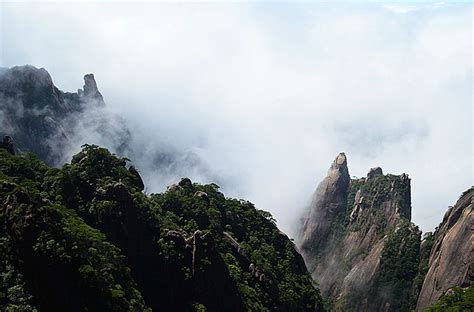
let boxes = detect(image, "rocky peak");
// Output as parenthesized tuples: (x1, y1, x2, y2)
(330, 152, 348, 171)
(79, 73, 104, 105)
(0, 66, 120, 165)
(0, 65, 65, 112)
(298, 153, 418, 311)
(299, 152, 350, 254)
(367, 166, 383, 179)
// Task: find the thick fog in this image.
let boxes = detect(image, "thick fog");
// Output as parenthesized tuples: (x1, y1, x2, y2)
(0, 2, 472, 236)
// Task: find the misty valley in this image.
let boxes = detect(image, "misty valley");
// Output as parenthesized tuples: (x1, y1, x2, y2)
(0, 65, 471, 312)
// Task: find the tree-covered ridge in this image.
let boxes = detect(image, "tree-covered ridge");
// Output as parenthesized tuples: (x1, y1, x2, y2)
(0, 150, 149, 311)
(0, 145, 324, 311)
(372, 219, 421, 311)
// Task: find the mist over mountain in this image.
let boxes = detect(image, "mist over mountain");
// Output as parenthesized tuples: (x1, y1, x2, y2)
(0, 64, 471, 311)
(1, 2, 472, 236)
(0, 2, 472, 311)
(0, 65, 220, 196)
(297, 153, 473, 311)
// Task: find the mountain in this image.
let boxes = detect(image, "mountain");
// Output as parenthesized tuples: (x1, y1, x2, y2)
(0, 143, 324, 311)
(1, 65, 472, 311)
(0, 65, 130, 166)
(416, 187, 473, 311)
(299, 153, 421, 311)
(0, 65, 221, 189)
(298, 153, 473, 311)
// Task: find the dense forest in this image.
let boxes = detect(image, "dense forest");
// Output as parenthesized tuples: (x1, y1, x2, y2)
(0, 145, 324, 311)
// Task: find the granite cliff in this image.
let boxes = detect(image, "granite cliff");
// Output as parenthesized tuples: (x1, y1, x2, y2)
(416, 187, 473, 310)
(299, 153, 421, 311)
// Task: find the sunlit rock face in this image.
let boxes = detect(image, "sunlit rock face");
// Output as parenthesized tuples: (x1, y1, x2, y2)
(299, 153, 420, 311)
(416, 187, 474, 311)
(300, 152, 350, 254)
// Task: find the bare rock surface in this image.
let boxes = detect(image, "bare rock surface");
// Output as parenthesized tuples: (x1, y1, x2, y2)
(416, 187, 474, 311)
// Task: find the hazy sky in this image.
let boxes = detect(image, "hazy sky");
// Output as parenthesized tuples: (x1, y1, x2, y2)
(0, 1, 472, 236)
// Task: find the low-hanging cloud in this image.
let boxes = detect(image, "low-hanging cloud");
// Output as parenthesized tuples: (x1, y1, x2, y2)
(0, 2, 472, 236)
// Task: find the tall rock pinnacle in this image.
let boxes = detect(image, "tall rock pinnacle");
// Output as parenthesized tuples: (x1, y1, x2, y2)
(298, 152, 418, 311)
(300, 152, 350, 253)
(79, 73, 104, 105)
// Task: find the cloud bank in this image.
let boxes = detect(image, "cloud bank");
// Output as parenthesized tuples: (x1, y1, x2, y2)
(0, 2, 472, 236)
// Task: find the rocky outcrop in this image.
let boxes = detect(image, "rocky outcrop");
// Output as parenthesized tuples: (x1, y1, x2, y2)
(0, 135, 15, 155)
(299, 153, 420, 311)
(367, 167, 383, 179)
(79, 73, 104, 105)
(416, 187, 474, 311)
(300, 152, 350, 254)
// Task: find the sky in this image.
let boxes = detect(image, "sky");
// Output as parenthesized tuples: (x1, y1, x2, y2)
(0, 1, 472, 236)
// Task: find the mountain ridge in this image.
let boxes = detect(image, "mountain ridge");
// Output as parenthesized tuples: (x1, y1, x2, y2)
(0, 65, 472, 311)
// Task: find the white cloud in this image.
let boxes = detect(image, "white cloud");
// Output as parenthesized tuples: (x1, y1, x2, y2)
(0, 2, 472, 236)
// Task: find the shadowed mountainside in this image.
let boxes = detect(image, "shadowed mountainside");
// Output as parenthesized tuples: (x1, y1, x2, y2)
(0, 143, 324, 311)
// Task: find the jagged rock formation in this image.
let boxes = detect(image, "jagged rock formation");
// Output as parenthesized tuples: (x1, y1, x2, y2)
(0, 65, 216, 189)
(300, 153, 350, 253)
(299, 153, 420, 311)
(416, 187, 473, 311)
(0, 65, 129, 165)
(79, 73, 104, 104)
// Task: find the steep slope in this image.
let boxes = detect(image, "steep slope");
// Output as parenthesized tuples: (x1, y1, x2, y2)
(300, 153, 350, 253)
(299, 153, 420, 311)
(416, 187, 473, 311)
(0, 143, 324, 311)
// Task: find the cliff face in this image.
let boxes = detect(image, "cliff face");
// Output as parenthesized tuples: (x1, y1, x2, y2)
(299, 154, 420, 311)
(300, 152, 350, 253)
(416, 187, 474, 311)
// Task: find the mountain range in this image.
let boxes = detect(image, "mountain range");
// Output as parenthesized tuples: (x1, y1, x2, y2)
(0, 65, 472, 311)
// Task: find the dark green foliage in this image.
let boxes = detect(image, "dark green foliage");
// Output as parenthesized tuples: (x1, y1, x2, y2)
(372, 220, 421, 311)
(0, 151, 149, 311)
(0, 145, 324, 311)
(412, 232, 435, 309)
(151, 182, 324, 311)
(337, 174, 411, 240)
(423, 287, 474, 312)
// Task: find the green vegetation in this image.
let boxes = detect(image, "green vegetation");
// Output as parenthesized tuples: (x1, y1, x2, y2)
(329, 172, 420, 312)
(0, 145, 324, 311)
(373, 220, 421, 311)
(412, 232, 435, 308)
(423, 287, 474, 312)
(341, 174, 411, 238)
